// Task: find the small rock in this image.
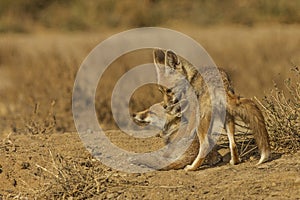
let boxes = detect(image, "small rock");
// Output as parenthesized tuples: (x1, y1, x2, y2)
(12, 179, 17, 187)
(218, 148, 230, 157)
(257, 164, 269, 169)
(21, 162, 30, 169)
(295, 178, 300, 184)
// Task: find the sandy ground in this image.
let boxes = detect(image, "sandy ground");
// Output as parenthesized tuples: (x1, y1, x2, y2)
(0, 131, 299, 199)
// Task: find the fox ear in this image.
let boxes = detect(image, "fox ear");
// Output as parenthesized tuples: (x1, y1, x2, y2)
(176, 99, 189, 117)
(153, 49, 165, 64)
(153, 49, 167, 84)
(179, 99, 189, 113)
(166, 50, 180, 69)
(174, 99, 189, 117)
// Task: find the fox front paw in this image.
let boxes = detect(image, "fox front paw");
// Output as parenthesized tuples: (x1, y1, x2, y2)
(184, 165, 196, 171)
(229, 157, 241, 165)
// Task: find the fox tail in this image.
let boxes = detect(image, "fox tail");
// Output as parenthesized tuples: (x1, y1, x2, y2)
(227, 95, 271, 164)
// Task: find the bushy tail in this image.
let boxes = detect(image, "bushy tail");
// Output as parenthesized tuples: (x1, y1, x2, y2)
(227, 95, 271, 164)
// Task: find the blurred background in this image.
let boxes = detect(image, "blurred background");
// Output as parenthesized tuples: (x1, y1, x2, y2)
(0, 0, 299, 32)
(0, 0, 299, 132)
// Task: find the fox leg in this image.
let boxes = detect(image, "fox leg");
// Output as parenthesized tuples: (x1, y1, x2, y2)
(184, 117, 211, 171)
(226, 114, 240, 165)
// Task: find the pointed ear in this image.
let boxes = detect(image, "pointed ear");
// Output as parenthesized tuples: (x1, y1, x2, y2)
(175, 99, 189, 117)
(153, 49, 167, 84)
(166, 50, 180, 69)
(180, 99, 189, 113)
(155, 65, 165, 84)
(153, 49, 165, 65)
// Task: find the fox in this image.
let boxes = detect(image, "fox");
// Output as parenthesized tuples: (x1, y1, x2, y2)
(133, 100, 222, 170)
(151, 48, 271, 171)
(133, 54, 238, 170)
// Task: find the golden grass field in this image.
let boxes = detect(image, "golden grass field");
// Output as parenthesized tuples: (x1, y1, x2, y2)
(0, 1, 299, 198)
(1, 25, 299, 131)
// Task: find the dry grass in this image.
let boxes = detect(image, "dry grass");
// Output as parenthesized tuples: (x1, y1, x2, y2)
(0, 136, 143, 199)
(0, 0, 299, 32)
(0, 33, 102, 133)
(34, 151, 119, 199)
(24, 101, 56, 135)
(256, 67, 300, 153)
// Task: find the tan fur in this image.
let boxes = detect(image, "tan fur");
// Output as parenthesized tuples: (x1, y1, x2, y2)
(133, 101, 222, 170)
(153, 49, 271, 171)
(226, 96, 271, 164)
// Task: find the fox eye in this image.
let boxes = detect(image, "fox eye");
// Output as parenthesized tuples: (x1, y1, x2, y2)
(163, 105, 167, 109)
(173, 61, 180, 69)
(149, 111, 154, 115)
(166, 89, 172, 93)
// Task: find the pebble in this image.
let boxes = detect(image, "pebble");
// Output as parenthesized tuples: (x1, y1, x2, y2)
(106, 193, 115, 199)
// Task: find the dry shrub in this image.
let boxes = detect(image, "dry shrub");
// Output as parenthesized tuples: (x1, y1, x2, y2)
(35, 151, 141, 199)
(257, 66, 300, 153)
(24, 101, 56, 135)
(37, 154, 105, 199)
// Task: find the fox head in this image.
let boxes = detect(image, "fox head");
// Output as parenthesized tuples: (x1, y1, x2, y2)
(132, 102, 167, 129)
(133, 99, 189, 141)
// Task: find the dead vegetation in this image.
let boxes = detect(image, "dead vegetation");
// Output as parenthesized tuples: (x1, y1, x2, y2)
(0, 0, 299, 32)
(24, 101, 56, 135)
(256, 67, 300, 153)
(35, 151, 123, 199)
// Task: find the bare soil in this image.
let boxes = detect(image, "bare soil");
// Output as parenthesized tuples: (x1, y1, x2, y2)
(0, 131, 299, 199)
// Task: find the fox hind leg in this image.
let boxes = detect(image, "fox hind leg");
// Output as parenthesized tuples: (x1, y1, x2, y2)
(226, 114, 241, 165)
